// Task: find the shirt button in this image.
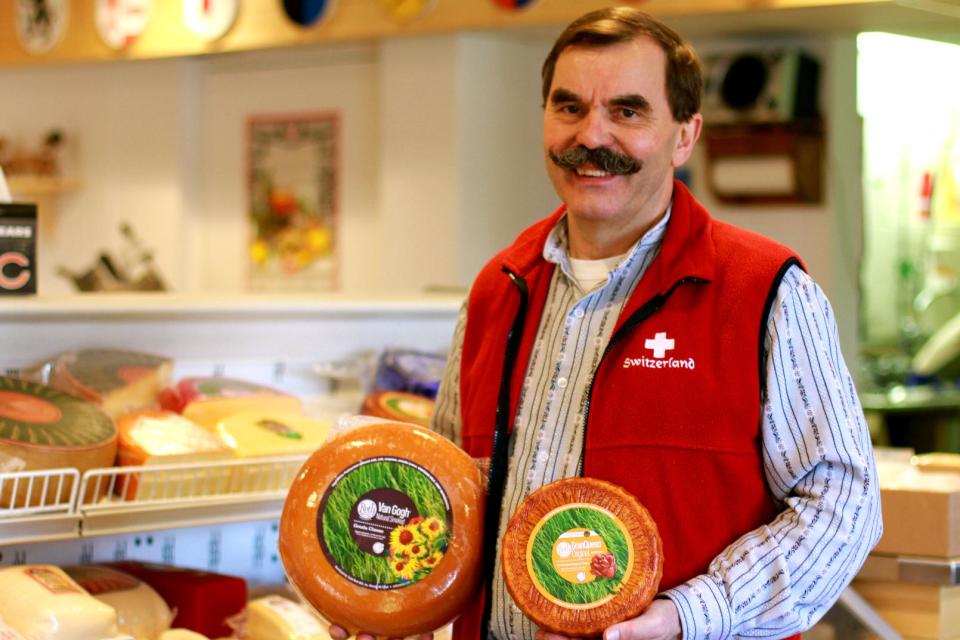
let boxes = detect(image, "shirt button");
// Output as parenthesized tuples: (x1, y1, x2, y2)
(537, 451, 550, 463)
(574, 308, 585, 318)
(557, 377, 568, 389)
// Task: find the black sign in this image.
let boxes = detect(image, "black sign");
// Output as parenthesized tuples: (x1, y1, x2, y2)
(0, 203, 37, 295)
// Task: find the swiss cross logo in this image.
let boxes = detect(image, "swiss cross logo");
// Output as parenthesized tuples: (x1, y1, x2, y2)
(623, 331, 695, 371)
(644, 332, 675, 358)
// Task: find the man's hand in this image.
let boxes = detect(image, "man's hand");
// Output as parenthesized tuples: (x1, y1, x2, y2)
(328, 623, 434, 640)
(535, 598, 681, 640)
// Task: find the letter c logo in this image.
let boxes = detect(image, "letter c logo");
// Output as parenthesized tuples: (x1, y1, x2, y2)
(0, 252, 31, 290)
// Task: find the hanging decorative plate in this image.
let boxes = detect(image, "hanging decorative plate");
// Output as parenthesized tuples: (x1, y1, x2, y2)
(15, 0, 70, 55)
(95, 0, 151, 50)
(490, 0, 539, 11)
(281, 0, 336, 28)
(378, 0, 436, 24)
(182, 0, 239, 41)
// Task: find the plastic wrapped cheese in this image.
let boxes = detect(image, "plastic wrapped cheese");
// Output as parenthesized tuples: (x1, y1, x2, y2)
(63, 565, 173, 640)
(0, 376, 117, 507)
(0, 615, 27, 640)
(501, 478, 663, 638)
(48, 348, 172, 418)
(279, 421, 484, 638)
(158, 377, 302, 430)
(359, 391, 435, 428)
(246, 596, 331, 640)
(114, 410, 233, 500)
(158, 631, 209, 640)
(0, 566, 119, 640)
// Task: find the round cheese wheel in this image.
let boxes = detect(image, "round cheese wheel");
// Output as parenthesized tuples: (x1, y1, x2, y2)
(63, 565, 173, 640)
(50, 348, 172, 417)
(279, 421, 484, 637)
(501, 478, 663, 637)
(359, 391, 434, 428)
(0, 376, 117, 507)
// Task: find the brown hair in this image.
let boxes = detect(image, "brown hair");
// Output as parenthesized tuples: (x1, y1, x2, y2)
(541, 7, 702, 122)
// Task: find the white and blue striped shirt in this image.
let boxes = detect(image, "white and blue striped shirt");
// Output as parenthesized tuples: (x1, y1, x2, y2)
(432, 212, 882, 640)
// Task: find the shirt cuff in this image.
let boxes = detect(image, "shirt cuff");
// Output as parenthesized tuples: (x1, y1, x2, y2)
(662, 574, 733, 640)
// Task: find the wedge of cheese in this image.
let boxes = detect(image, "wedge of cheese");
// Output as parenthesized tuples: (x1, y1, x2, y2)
(63, 565, 173, 640)
(0, 376, 117, 507)
(0, 566, 119, 640)
(501, 478, 663, 638)
(246, 596, 331, 640)
(49, 348, 172, 418)
(216, 411, 330, 493)
(114, 411, 233, 500)
(279, 421, 484, 638)
(159, 377, 302, 430)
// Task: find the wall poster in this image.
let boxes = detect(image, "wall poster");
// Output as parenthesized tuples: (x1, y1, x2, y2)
(247, 113, 339, 291)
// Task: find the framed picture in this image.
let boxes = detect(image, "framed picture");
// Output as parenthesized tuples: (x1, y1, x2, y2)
(247, 112, 339, 291)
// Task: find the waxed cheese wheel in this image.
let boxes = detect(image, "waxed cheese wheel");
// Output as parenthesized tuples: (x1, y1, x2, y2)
(359, 391, 435, 428)
(501, 478, 663, 637)
(279, 421, 484, 637)
(49, 348, 172, 418)
(0, 566, 119, 640)
(63, 565, 173, 640)
(0, 376, 117, 507)
(158, 377, 302, 430)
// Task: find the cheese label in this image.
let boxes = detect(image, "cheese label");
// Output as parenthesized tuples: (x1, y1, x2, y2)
(256, 418, 303, 440)
(24, 567, 81, 594)
(526, 503, 634, 609)
(62, 349, 168, 394)
(317, 456, 452, 590)
(380, 394, 432, 424)
(64, 565, 140, 594)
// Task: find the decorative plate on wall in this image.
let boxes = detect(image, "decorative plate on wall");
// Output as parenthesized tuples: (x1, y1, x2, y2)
(490, 0, 539, 11)
(281, 0, 335, 28)
(379, 0, 436, 24)
(16, 0, 70, 54)
(96, 0, 151, 50)
(182, 0, 239, 41)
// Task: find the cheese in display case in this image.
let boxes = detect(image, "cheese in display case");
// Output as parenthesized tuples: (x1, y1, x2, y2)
(359, 390, 435, 428)
(63, 565, 174, 640)
(215, 411, 330, 492)
(48, 348, 172, 418)
(159, 377, 302, 430)
(279, 420, 484, 638)
(0, 376, 117, 507)
(246, 596, 331, 640)
(0, 566, 120, 640)
(114, 410, 233, 500)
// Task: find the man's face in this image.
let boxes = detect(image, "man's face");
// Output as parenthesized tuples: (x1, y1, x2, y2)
(543, 37, 700, 229)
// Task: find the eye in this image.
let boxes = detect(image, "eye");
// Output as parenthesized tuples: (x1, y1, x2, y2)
(560, 104, 581, 115)
(619, 108, 638, 118)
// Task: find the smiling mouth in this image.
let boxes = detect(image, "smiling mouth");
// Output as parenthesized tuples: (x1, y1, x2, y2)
(575, 168, 612, 177)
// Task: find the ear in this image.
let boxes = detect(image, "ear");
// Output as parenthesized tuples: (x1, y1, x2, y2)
(671, 113, 702, 167)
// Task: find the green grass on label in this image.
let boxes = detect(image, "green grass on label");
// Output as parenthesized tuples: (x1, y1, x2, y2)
(530, 507, 630, 604)
(322, 460, 449, 586)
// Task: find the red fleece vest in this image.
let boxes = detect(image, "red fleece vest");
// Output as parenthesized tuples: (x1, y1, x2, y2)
(454, 182, 802, 640)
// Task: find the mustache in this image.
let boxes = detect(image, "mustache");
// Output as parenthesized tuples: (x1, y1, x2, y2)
(549, 146, 643, 175)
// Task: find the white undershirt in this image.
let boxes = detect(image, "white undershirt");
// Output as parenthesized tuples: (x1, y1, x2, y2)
(568, 251, 630, 293)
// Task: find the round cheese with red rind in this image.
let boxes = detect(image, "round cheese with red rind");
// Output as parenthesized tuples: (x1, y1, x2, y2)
(0, 376, 117, 507)
(279, 421, 484, 637)
(359, 391, 434, 428)
(501, 478, 663, 637)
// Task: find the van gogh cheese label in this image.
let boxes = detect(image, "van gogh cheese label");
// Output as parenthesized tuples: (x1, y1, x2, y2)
(317, 456, 452, 590)
(527, 503, 634, 609)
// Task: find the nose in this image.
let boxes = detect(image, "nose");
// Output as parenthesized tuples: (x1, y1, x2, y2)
(575, 108, 613, 149)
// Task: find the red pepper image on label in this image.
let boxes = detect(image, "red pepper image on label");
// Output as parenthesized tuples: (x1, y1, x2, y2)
(590, 553, 616, 579)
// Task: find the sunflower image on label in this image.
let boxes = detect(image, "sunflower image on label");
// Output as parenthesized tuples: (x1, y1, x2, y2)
(317, 456, 452, 590)
(527, 504, 633, 608)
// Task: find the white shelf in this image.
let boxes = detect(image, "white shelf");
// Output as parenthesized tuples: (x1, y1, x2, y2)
(1, 455, 309, 545)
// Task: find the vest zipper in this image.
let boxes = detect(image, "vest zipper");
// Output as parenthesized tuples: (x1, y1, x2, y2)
(578, 276, 708, 474)
(480, 266, 529, 640)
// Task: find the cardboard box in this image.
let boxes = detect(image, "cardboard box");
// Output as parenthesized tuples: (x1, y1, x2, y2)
(875, 462, 960, 558)
(854, 579, 960, 639)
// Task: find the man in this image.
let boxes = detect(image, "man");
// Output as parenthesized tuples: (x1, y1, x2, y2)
(334, 6, 881, 640)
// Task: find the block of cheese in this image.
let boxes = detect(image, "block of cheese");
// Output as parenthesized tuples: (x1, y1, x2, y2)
(159, 631, 209, 640)
(216, 411, 330, 493)
(63, 565, 173, 640)
(0, 376, 117, 507)
(0, 615, 27, 640)
(0, 566, 119, 640)
(49, 348, 172, 418)
(279, 421, 484, 638)
(158, 377, 302, 430)
(501, 478, 663, 638)
(107, 562, 246, 639)
(115, 410, 233, 500)
(359, 391, 435, 428)
(247, 596, 331, 640)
